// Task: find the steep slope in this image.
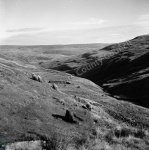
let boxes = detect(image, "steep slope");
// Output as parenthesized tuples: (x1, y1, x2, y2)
(41, 34, 149, 108)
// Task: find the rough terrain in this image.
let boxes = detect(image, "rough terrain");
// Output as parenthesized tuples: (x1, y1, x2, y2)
(43, 35, 149, 108)
(0, 42, 149, 149)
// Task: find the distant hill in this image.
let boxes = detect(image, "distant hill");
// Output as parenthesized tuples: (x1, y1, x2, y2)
(0, 43, 109, 56)
(41, 34, 149, 108)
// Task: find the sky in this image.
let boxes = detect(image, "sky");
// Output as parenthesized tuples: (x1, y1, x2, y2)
(0, 0, 149, 45)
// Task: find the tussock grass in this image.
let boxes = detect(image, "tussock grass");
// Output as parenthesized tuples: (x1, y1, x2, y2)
(105, 126, 147, 142)
(41, 125, 149, 150)
(42, 133, 70, 150)
(6, 126, 148, 150)
(104, 126, 149, 149)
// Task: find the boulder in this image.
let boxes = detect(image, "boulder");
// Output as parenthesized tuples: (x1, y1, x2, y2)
(64, 109, 76, 123)
(37, 75, 42, 82)
(86, 103, 92, 111)
(31, 73, 42, 82)
(52, 83, 58, 90)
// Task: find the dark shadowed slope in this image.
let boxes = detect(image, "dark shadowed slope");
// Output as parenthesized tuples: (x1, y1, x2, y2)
(41, 34, 149, 108)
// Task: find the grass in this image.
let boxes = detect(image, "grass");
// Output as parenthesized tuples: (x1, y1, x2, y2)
(3, 125, 149, 150)
(39, 125, 149, 150)
(105, 126, 147, 141)
(104, 126, 149, 149)
(42, 133, 69, 150)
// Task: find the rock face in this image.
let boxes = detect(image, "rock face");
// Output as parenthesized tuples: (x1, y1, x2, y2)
(42, 35, 149, 108)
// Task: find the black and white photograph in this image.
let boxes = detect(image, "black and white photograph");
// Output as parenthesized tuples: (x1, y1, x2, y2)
(0, 0, 149, 149)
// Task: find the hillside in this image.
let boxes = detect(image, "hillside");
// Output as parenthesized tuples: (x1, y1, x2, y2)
(41, 35, 149, 108)
(0, 41, 149, 149)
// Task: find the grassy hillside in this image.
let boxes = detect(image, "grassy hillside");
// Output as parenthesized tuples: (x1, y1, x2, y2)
(41, 35, 149, 108)
(0, 41, 149, 149)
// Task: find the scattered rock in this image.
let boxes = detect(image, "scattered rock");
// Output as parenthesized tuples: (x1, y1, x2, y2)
(51, 83, 58, 90)
(64, 109, 76, 123)
(82, 103, 92, 111)
(31, 73, 42, 82)
(94, 119, 98, 124)
(86, 103, 92, 111)
(82, 105, 87, 109)
(58, 99, 65, 105)
(52, 109, 77, 123)
(66, 81, 71, 84)
(37, 75, 42, 82)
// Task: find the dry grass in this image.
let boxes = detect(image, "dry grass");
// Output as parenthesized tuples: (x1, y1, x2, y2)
(104, 126, 149, 150)
(39, 125, 149, 150)
(3, 125, 149, 150)
(42, 133, 69, 150)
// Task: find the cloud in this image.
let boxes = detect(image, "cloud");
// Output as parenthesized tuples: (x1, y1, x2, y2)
(109, 33, 120, 36)
(139, 14, 149, 20)
(71, 18, 106, 26)
(2, 24, 146, 45)
(133, 14, 149, 33)
(135, 14, 149, 24)
(6, 27, 44, 33)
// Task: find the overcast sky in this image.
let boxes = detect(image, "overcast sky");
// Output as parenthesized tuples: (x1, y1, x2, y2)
(0, 0, 149, 45)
